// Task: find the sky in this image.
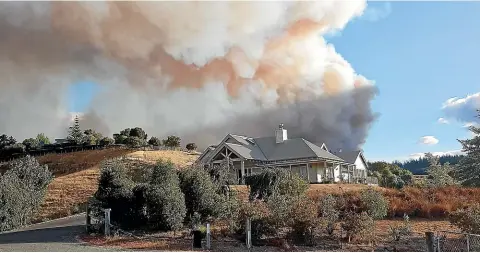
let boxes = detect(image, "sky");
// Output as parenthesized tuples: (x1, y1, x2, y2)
(68, 1, 480, 162)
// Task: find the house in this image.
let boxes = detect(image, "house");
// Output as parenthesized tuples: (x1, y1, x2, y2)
(196, 124, 370, 185)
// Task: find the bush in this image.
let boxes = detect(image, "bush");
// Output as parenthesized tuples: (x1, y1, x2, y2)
(130, 127, 147, 140)
(124, 136, 147, 148)
(93, 159, 136, 229)
(179, 167, 222, 221)
(146, 160, 186, 231)
(245, 168, 308, 200)
(287, 197, 318, 245)
(388, 214, 412, 241)
(99, 137, 115, 146)
(319, 194, 339, 235)
(186, 143, 197, 151)
(449, 204, 480, 234)
(22, 138, 40, 150)
(360, 188, 388, 220)
(0, 156, 53, 231)
(341, 211, 375, 243)
(162, 135, 181, 148)
(148, 137, 161, 146)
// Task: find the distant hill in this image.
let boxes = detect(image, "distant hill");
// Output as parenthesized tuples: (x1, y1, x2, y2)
(393, 154, 464, 175)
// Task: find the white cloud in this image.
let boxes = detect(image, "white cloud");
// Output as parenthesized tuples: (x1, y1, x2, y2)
(361, 2, 392, 22)
(409, 150, 463, 160)
(418, 136, 439, 145)
(442, 92, 480, 124)
(437, 117, 449, 124)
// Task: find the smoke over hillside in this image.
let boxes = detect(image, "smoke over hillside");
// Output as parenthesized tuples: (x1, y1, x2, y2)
(0, 1, 378, 150)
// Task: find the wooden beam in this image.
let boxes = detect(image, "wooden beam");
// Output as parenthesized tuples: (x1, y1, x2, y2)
(306, 163, 310, 182)
(241, 160, 245, 185)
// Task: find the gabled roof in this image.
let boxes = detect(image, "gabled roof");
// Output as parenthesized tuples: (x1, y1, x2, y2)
(253, 137, 344, 161)
(335, 150, 368, 168)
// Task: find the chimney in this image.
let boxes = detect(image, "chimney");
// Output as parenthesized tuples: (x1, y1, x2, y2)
(275, 124, 288, 144)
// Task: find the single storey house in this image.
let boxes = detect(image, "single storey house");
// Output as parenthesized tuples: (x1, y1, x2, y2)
(196, 124, 370, 185)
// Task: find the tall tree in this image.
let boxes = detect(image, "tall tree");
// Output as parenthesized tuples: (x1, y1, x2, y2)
(457, 110, 480, 186)
(67, 115, 84, 145)
(425, 153, 457, 187)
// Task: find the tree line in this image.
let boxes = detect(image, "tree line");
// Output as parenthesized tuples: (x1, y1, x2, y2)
(0, 115, 198, 161)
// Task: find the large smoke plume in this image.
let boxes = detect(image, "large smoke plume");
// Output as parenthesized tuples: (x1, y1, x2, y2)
(0, 1, 378, 151)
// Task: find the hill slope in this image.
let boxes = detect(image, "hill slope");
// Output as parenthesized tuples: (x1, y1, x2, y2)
(34, 148, 199, 222)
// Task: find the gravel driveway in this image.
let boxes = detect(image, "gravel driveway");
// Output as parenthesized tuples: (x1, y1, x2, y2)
(0, 214, 118, 252)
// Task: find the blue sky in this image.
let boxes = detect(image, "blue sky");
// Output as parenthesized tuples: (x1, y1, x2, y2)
(327, 1, 480, 161)
(69, 1, 480, 162)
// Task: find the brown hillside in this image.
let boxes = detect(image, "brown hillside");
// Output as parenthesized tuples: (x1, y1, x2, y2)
(34, 149, 199, 222)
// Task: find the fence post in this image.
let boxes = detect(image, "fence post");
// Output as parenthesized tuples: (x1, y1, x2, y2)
(86, 205, 91, 233)
(104, 208, 111, 236)
(246, 217, 252, 250)
(437, 233, 441, 252)
(206, 223, 211, 250)
(466, 234, 470, 252)
(425, 232, 435, 252)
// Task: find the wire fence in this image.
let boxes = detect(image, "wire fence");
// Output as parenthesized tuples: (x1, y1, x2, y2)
(436, 231, 480, 252)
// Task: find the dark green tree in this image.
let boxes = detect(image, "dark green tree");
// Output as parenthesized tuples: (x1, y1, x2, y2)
(0, 134, 16, 149)
(67, 116, 84, 145)
(148, 137, 161, 146)
(162, 135, 181, 148)
(425, 153, 457, 187)
(186, 143, 197, 151)
(457, 110, 480, 186)
(130, 127, 147, 140)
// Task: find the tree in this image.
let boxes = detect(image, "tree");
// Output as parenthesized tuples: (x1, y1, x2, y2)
(425, 153, 457, 187)
(130, 127, 147, 140)
(67, 115, 84, 145)
(0, 134, 16, 149)
(186, 143, 197, 151)
(163, 135, 181, 148)
(148, 137, 161, 146)
(113, 134, 127, 144)
(36, 133, 50, 146)
(147, 160, 186, 231)
(456, 110, 480, 186)
(124, 136, 147, 148)
(83, 129, 103, 145)
(22, 138, 40, 150)
(360, 188, 388, 220)
(245, 168, 309, 201)
(99, 137, 115, 146)
(0, 156, 53, 231)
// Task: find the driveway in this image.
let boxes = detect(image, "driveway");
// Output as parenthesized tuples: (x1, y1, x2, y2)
(0, 214, 118, 252)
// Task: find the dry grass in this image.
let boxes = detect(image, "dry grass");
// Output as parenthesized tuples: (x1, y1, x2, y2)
(126, 150, 199, 168)
(37, 148, 133, 176)
(33, 149, 198, 222)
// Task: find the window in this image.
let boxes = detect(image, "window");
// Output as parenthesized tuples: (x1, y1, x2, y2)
(245, 168, 253, 176)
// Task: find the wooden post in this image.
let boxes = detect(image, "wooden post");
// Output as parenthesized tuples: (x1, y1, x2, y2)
(206, 223, 211, 250)
(246, 217, 252, 249)
(86, 205, 91, 233)
(425, 232, 435, 252)
(104, 208, 111, 236)
(241, 160, 245, 185)
(306, 163, 310, 182)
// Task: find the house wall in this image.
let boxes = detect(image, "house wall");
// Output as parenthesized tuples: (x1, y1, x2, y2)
(354, 156, 367, 178)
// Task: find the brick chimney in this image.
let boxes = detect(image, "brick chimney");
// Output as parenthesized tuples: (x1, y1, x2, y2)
(275, 124, 288, 144)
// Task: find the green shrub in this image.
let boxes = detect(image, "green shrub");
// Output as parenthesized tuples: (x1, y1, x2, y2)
(360, 188, 388, 220)
(341, 211, 375, 243)
(449, 204, 480, 234)
(99, 137, 115, 146)
(124, 136, 146, 148)
(388, 214, 412, 241)
(186, 143, 197, 151)
(93, 159, 136, 229)
(0, 156, 53, 231)
(319, 194, 340, 235)
(245, 168, 308, 200)
(287, 197, 319, 245)
(148, 137, 161, 146)
(179, 167, 222, 221)
(146, 160, 186, 231)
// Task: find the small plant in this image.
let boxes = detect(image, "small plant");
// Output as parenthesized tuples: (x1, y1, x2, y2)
(360, 188, 388, 220)
(341, 211, 375, 243)
(449, 204, 480, 234)
(388, 214, 412, 241)
(319, 194, 339, 235)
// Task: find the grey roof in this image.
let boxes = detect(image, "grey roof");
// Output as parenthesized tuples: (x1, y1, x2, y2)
(201, 133, 349, 163)
(335, 150, 361, 164)
(253, 137, 344, 161)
